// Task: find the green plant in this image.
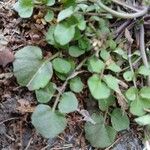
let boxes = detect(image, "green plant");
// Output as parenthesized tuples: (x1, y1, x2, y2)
(13, 0, 150, 148)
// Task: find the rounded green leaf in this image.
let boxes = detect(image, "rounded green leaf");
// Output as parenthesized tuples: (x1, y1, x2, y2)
(69, 46, 85, 57)
(57, 6, 74, 22)
(138, 65, 150, 76)
(31, 104, 67, 138)
(135, 114, 150, 126)
(103, 75, 119, 92)
(14, 0, 33, 18)
(85, 114, 117, 148)
(140, 87, 150, 99)
(46, 0, 55, 6)
(44, 10, 54, 22)
(88, 74, 111, 100)
(13, 46, 53, 91)
(130, 97, 150, 116)
(87, 56, 105, 73)
(100, 49, 110, 61)
(111, 108, 129, 131)
(125, 87, 138, 101)
(35, 82, 56, 103)
(56, 72, 67, 81)
(69, 77, 84, 93)
(107, 62, 121, 73)
(46, 25, 56, 45)
(58, 92, 78, 113)
(123, 71, 134, 81)
(98, 95, 115, 111)
(54, 22, 75, 45)
(52, 58, 71, 74)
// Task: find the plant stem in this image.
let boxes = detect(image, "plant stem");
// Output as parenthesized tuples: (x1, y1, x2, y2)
(94, 0, 148, 19)
(128, 45, 137, 88)
(112, 0, 139, 12)
(139, 25, 150, 86)
(52, 57, 88, 112)
(47, 52, 60, 61)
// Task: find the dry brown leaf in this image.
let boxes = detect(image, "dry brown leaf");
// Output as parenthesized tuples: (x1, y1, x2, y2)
(17, 99, 35, 113)
(125, 28, 134, 44)
(116, 92, 128, 112)
(0, 47, 14, 67)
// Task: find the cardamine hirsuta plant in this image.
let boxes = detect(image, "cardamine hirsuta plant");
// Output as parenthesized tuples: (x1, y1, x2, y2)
(13, 0, 150, 148)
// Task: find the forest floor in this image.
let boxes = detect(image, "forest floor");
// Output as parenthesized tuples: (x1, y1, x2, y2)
(0, 0, 149, 150)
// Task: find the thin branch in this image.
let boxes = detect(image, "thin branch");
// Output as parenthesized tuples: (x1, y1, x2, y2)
(47, 52, 61, 61)
(52, 57, 88, 112)
(112, 0, 139, 12)
(139, 25, 150, 86)
(92, 0, 148, 19)
(128, 45, 137, 88)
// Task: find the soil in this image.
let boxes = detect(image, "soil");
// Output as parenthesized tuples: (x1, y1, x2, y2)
(0, 0, 144, 150)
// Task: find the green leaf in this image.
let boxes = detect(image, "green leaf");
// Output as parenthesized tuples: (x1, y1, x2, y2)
(46, 0, 55, 6)
(123, 71, 134, 81)
(98, 95, 115, 111)
(35, 82, 56, 103)
(56, 72, 67, 81)
(52, 58, 71, 74)
(69, 46, 85, 57)
(103, 75, 119, 92)
(140, 87, 150, 99)
(88, 74, 111, 100)
(135, 115, 150, 126)
(85, 114, 117, 148)
(113, 48, 128, 60)
(111, 108, 129, 131)
(107, 39, 116, 50)
(44, 10, 54, 22)
(138, 66, 150, 76)
(78, 36, 90, 50)
(75, 14, 86, 31)
(58, 92, 78, 113)
(100, 49, 110, 61)
(31, 104, 67, 138)
(130, 97, 150, 116)
(13, 46, 53, 91)
(125, 87, 138, 101)
(54, 22, 75, 45)
(14, 0, 33, 18)
(87, 56, 105, 73)
(57, 6, 74, 22)
(46, 25, 56, 45)
(107, 62, 121, 73)
(69, 77, 83, 93)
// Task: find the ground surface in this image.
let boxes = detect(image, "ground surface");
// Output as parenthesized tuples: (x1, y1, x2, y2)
(0, 0, 146, 150)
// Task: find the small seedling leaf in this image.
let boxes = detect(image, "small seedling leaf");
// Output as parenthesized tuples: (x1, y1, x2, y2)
(35, 82, 56, 103)
(88, 74, 111, 100)
(57, 6, 74, 22)
(85, 113, 117, 148)
(58, 92, 78, 113)
(31, 104, 67, 138)
(139, 87, 150, 99)
(54, 22, 75, 45)
(52, 58, 71, 74)
(125, 87, 138, 101)
(69, 77, 84, 93)
(87, 56, 105, 73)
(111, 108, 129, 131)
(135, 114, 150, 126)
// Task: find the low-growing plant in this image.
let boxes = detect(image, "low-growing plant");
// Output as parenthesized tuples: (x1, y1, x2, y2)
(13, 0, 150, 148)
